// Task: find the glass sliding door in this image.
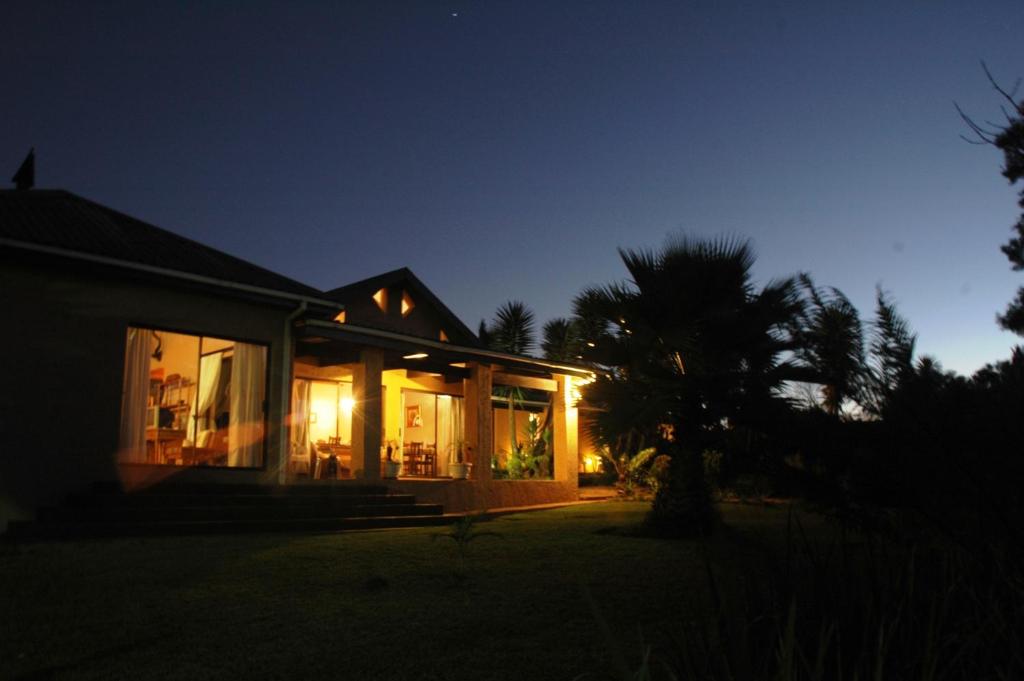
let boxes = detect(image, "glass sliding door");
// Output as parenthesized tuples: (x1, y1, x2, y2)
(304, 379, 355, 479)
(307, 380, 354, 444)
(401, 390, 463, 477)
(435, 394, 464, 477)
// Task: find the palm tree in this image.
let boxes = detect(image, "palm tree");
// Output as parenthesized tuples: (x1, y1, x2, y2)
(482, 301, 547, 477)
(477, 319, 492, 348)
(541, 318, 583, 362)
(791, 274, 867, 417)
(575, 236, 803, 536)
(864, 287, 916, 415)
(483, 300, 535, 356)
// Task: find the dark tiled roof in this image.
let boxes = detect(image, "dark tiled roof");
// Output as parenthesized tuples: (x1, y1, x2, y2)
(0, 189, 325, 299)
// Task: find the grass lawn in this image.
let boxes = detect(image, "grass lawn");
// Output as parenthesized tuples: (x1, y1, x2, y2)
(1, 502, 823, 681)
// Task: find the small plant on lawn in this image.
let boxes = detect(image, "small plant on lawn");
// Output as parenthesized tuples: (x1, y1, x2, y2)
(431, 513, 502, 576)
(622, 446, 656, 496)
(606, 446, 666, 498)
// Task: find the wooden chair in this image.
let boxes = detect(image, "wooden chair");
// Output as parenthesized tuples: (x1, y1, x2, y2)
(289, 439, 314, 476)
(314, 441, 336, 479)
(187, 429, 229, 466)
(422, 444, 437, 477)
(334, 444, 353, 478)
(403, 442, 424, 476)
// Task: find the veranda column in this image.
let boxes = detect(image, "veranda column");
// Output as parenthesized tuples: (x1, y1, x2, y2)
(462, 362, 493, 481)
(552, 374, 579, 485)
(352, 348, 383, 481)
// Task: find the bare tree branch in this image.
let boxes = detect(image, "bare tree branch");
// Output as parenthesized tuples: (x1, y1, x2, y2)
(982, 60, 1022, 111)
(956, 102, 1000, 144)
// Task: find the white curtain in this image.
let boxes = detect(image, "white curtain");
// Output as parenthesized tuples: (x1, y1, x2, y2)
(452, 397, 464, 469)
(290, 379, 312, 468)
(118, 327, 151, 462)
(435, 395, 464, 477)
(228, 342, 267, 467)
(188, 352, 222, 444)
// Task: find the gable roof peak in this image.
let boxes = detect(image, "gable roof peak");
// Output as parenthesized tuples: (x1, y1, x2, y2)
(324, 267, 479, 346)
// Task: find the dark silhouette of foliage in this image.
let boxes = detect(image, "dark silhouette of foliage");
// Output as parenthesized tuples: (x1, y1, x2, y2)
(575, 236, 805, 536)
(591, 510, 1024, 681)
(790, 274, 866, 417)
(540, 317, 584, 362)
(883, 350, 1024, 539)
(481, 300, 536, 355)
(477, 318, 491, 348)
(863, 286, 917, 415)
(959, 64, 1024, 335)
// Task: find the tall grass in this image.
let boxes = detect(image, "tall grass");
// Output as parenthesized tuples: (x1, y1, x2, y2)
(586, 507, 1024, 680)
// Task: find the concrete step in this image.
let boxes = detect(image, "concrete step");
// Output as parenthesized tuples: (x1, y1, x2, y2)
(68, 492, 419, 508)
(5, 513, 456, 541)
(39, 502, 444, 522)
(90, 481, 390, 496)
(5, 482, 449, 541)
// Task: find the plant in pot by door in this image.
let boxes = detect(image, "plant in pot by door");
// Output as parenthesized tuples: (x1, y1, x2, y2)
(448, 442, 473, 480)
(383, 440, 402, 479)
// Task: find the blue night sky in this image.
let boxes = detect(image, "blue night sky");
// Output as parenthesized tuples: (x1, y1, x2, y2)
(3, 1, 1022, 375)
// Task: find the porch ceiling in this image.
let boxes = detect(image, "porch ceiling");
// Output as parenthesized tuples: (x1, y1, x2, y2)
(295, 342, 470, 381)
(295, 319, 595, 380)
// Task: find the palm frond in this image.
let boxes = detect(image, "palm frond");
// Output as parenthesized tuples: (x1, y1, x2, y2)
(489, 300, 536, 355)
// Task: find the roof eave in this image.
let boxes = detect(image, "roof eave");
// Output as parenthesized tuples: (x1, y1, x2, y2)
(298, 318, 594, 378)
(1, 237, 344, 312)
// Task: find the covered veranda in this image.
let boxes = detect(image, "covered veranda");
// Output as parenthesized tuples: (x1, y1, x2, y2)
(288, 318, 592, 510)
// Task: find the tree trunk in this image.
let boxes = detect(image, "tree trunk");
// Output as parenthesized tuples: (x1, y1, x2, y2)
(646, 440, 718, 537)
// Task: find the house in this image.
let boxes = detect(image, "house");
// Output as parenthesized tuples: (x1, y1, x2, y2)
(0, 187, 593, 532)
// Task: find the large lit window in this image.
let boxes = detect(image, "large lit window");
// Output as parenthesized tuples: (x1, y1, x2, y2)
(118, 327, 267, 468)
(491, 388, 554, 479)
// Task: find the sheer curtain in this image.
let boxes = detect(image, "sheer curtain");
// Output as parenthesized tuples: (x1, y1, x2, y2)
(228, 342, 267, 467)
(188, 353, 222, 444)
(290, 379, 312, 471)
(452, 397, 464, 470)
(435, 395, 464, 477)
(118, 327, 151, 462)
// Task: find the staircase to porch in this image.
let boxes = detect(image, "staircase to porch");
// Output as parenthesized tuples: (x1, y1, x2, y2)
(5, 481, 450, 540)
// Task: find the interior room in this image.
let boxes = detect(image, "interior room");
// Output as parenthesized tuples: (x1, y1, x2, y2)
(118, 327, 268, 468)
(289, 360, 466, 480)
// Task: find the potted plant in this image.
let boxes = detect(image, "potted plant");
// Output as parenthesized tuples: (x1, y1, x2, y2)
(448, 441, 473, 480)
(383, 440, 402, 479)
